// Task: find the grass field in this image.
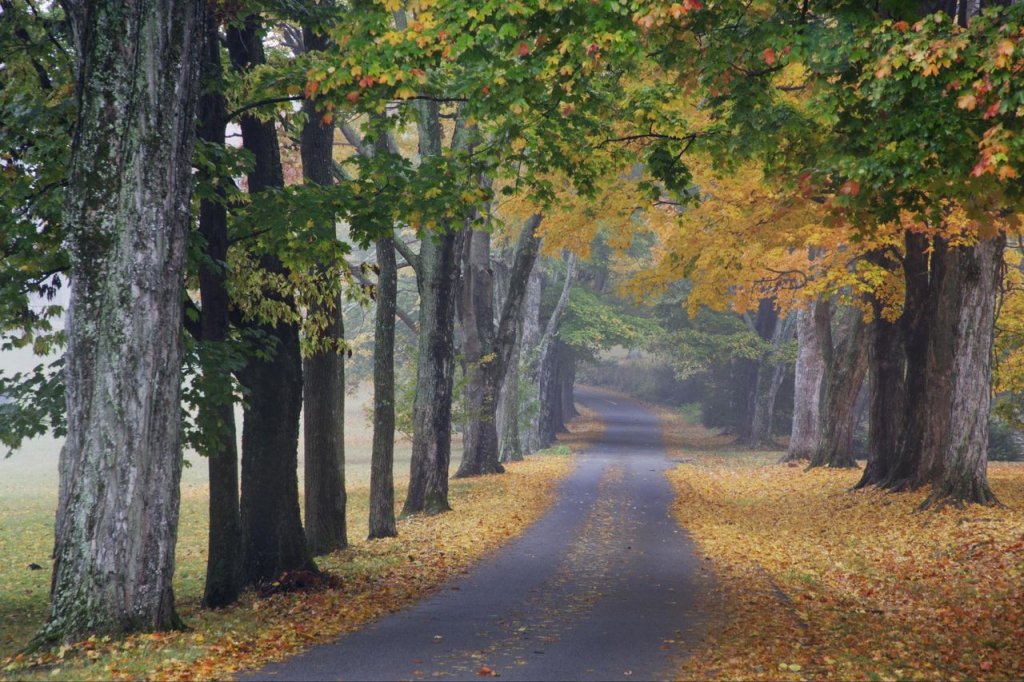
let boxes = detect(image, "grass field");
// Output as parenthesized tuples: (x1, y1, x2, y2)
(0, 334, 430, 663)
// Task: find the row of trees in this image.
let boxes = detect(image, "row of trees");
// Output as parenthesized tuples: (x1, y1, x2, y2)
(1, 0, 667, 645)
(2, 0, 1023, 650)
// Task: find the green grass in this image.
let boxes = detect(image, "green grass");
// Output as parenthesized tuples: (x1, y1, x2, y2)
(0, 381, 427, 659)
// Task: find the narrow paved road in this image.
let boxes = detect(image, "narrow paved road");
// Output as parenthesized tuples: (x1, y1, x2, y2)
(246, 387, 707, 681)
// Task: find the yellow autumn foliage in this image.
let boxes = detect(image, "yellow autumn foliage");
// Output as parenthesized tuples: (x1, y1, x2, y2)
(654, 406, 1024, 682)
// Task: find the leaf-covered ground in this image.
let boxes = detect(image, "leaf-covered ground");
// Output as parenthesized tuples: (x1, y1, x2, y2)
(0, 409, 601, 681)
(655, 405, 1024, 682)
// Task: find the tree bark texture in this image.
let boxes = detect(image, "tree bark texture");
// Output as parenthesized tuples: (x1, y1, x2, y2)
(518, 265, 543, 453)
(228, 16, 316, 584)
(45, 0, 203, 642)
(403, 101, 460, 515)
(197, 9, 243, 609)
(784, 301, 828, 462)
(456, 215, 543, 478)
(809, 307, 868, 469)
(748, 311, 796, 448)
(300, 22, 347, 555)
(369, 236, 398, 538)
(532, 256, 577, 450)
(926, 236, 1005, 506)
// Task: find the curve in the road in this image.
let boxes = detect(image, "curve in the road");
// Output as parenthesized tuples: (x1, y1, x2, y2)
(243, 386, 708, 681)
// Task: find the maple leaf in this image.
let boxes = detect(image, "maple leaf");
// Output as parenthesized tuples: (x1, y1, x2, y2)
(957, 93, 978, 111)
(516, 42, 529, 58)
(763, 48, 776, 66)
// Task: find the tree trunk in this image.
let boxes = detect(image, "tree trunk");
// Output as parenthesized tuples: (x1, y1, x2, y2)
(808, 308, 868, 469)
(783, 301, 828, 462)
(197, 9, 243, 609)
(559, 345, 577, 421)
(228, 16, 316, 584)
(497, 335, 524, 463)
(402, 101, 460, 515)
(519, 266, 544, 453)
(926, 236, 1004, 507)
(532, 256, 577, 450)
(299, 22, 346, 556)
(856, 313, 907, 488)
(456, 216, 542, 478)
(749, 312, 796, 448)
(43, 0, 202, 643)
(369, 236, 399, 538)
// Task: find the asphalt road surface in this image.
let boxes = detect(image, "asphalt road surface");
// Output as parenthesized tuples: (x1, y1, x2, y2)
(244, 386, 707, 681)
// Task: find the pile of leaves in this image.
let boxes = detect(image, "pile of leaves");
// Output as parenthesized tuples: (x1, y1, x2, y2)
(656, 406, 1024, 681)
(0, 412, 604, 681)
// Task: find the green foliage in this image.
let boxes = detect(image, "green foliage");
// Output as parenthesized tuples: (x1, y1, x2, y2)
(558, 286, 660, 362)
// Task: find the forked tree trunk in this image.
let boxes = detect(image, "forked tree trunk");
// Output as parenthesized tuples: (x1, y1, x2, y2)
(783, 301, 828, 462)
(300, 22, 346, 555)
(456, 216, 542, 478)
(228, 16, 316, 584)
(369, 236, 399, 538)
(808, 308, 868, 469)
(44, 0, 203, 643)
(497, 335, 525, 463)
(197, 9, 243, 609)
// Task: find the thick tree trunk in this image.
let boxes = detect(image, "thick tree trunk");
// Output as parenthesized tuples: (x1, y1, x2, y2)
(783, 301, 828, 462)
(228, 17, 316, 584)
(402, 230, 460, 514)
(44, 0, 203, 643)
(926, 236, 1004, 506)
(300, 23, 346, 555)
(456, 216, 542, 478)
(197, 10, 243, 609)
(856, 313, 907, 488)
(403, 101, 460, 515)
(369, 236, 399, 538)
(808, 308, 868, 469)
(456, 229, 504, 477)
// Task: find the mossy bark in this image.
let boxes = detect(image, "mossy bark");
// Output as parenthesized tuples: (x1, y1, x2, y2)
(44, 0, 203, 643)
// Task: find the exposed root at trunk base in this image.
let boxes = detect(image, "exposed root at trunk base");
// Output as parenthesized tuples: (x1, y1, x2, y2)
(920, 481, 1003, 511)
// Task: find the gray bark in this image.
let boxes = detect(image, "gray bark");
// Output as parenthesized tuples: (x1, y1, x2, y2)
(926, 236, 1005, 506)
(534, 256, 577, 449)
(749, 313, 796, 448)
(455, 215, 543, 478)
(44, 0, 203, 643)
(808, 307, 868, 469)
(402, 101, 460, 515)
(369, 236, 398, 538)
(517, 266, 543, 453)
(784, 301, 827, 462)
